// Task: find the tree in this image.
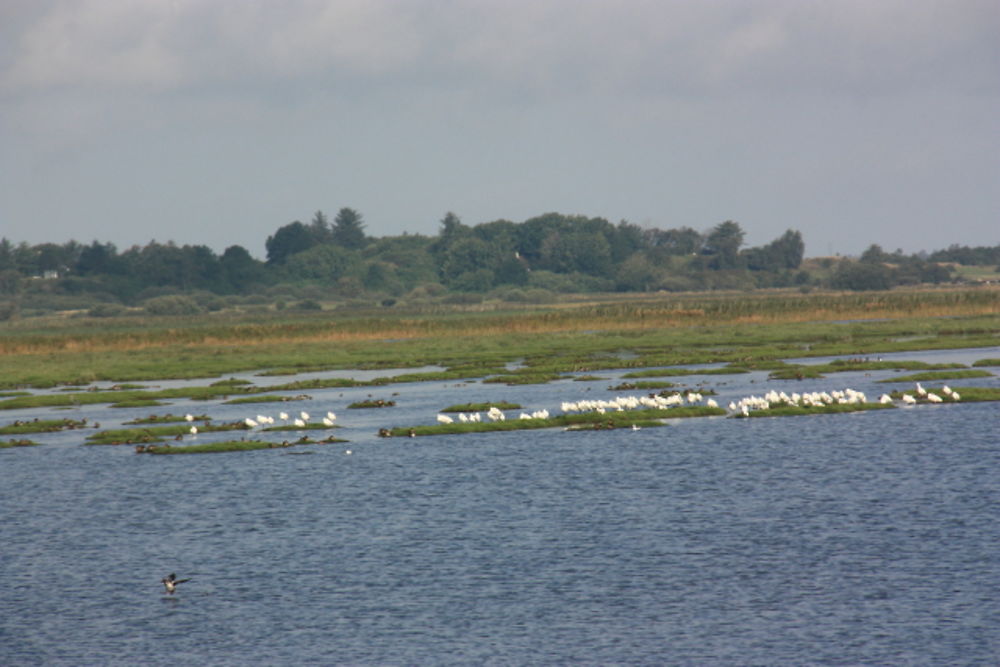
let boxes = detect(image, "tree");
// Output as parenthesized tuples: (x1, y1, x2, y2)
(308, 210, 332, 244)
(743, 230, 804, 271)
(285, 245, 356, 283)
(860, 244, 890, 264)
(440, 237, 498, 285)
(831, 261, 893, 291)
(538, 230, 614, 278)
(220, 245, 267, 292)
(702, 221, 745, 269)
(76, 241, 121, 276)
(331, 208, 367, 249)
(429, 211, 470, 258)
(645, 227, 702, 256)
(266, 221, 315, 264)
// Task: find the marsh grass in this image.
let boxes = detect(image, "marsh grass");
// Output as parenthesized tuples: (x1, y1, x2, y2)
(110, 399, 167, 408)
(261, 422, 335, 432)
(739, 403, 896, 418)
(1, 439, 38, 448)
(0, 418, 89, 434)
(877, 370, 993, 383)
(973, 358, 1000, 367)
(441, 402, 522, 412)
(224, 394, 300, 405)
(621, 367, 748, 379)
(124, 414, 210, 424)
(86, 422, 248, 445)
(889, 386, 1000, 402)
(347, 399, 396, 408)
(612, 381, 678, 390)
(140, 436, 347, 454)
(0, 289, 997, 389)
(387, 405, 726, 436)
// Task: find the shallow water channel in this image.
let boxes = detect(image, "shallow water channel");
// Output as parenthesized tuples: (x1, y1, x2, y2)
(2, 347, 999, 665)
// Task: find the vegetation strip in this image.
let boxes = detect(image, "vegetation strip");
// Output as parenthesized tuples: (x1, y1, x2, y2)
(137, 437, 348, 455)
(384, 406, 725, 437)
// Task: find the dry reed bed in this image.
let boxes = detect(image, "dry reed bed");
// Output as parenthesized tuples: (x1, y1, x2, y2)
(1, 288, 996, 357)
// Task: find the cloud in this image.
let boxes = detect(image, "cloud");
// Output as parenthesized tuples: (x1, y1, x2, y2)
(3, 0, 997, 100)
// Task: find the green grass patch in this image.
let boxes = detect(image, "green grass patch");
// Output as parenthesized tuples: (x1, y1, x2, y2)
(210, 378, 254, 387)
(621, 367, 747, 379)
(110, 399, 167, 408)
(224, 394, 300, 405)
(140, 436, 348, 454)
(482, 372, 565, 385)
(124, 413, 211, 424)
(86, 422, 248, 445)
(928, 386, 1000, 402)
(877, 369, 993, 383)
(387, 405, 726, 437)
(0, 418, 90, 435)
(441, 401, 522, 412)
(973, 358, 1000, 367)
(739, 403, 896, 417)
(612, 381, 678, 390)
(261, 422, 336, 432)
(348, 399, 396, 408)
(1, 438, 39, 448)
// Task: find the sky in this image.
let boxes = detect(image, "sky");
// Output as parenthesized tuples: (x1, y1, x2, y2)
(1, 0, 997, 259)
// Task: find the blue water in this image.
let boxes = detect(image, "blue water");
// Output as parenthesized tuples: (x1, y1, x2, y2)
(2, 349, 999, 665)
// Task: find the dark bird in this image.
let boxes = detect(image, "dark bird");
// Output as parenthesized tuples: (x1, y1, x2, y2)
(161, 573, 191, 595)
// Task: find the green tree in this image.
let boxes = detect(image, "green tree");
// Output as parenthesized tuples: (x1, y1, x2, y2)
(332, 208, 368, 249)
(285, 245, 356, 283)
(860, 244, 890, 264)
(266, 221, 315, 264)
(220, 245, 267, 292)
(308, 210, 332, 244)
(429, 212, 470, 258)
(440, 237, 498, 286)
(702, 220, 745, 269)
(76, 241, 121, 276)
(645, 227, 702, 256)
(831, 261, 893, 290)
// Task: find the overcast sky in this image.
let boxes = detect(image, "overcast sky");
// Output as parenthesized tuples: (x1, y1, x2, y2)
(1, 0, 997, 259)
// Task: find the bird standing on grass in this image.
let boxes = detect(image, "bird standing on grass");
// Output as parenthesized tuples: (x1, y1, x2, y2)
(161, 573, 191, 595)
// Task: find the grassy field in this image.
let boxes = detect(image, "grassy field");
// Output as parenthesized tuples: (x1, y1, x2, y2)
(0, 287, 996, 389)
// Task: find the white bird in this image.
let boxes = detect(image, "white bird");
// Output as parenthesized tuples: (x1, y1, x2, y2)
(184, 414, 194, 422)
(293, 418, 306, 428)
(322, 417, 334, 427)
(915, 382, 927, 397)
(279, 411, 289, 421)
(189, 426, 198, 435)
(437, 414, 454, 424)
(300, 411, 310, 421)
(326, 411, 336, 422)
(244, 417, 258, 428)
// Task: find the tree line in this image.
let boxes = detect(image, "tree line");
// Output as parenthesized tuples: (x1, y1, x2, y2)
(0, 208, 993, 318)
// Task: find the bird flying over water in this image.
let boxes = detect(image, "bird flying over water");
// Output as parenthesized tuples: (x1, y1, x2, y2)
(161, 573, 191, 595)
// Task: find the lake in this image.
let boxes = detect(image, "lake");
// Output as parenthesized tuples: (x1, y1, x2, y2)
(2, 347, 999, 665)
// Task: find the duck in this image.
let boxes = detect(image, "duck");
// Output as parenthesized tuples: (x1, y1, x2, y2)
(161, 573, 191, 595)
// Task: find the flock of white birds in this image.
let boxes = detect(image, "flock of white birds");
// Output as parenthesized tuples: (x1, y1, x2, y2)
(435, 382, 961, 425)
(182, 410, 338, 436)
